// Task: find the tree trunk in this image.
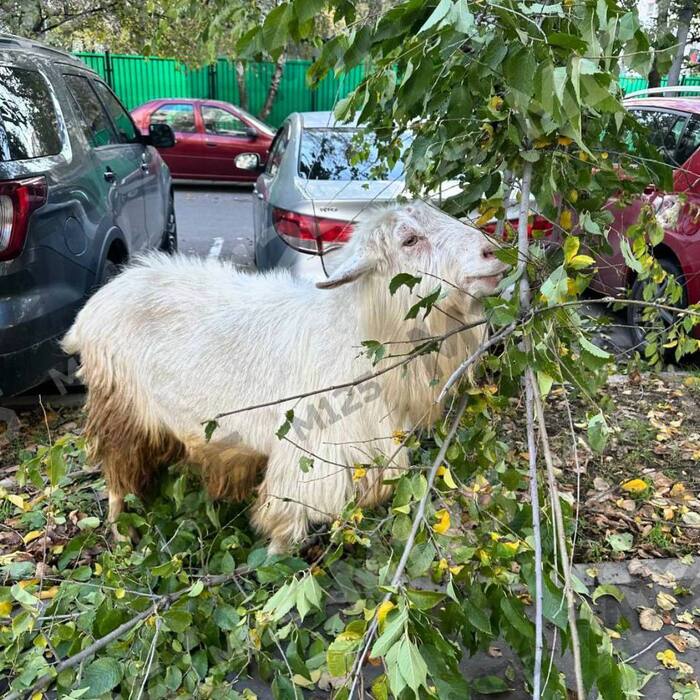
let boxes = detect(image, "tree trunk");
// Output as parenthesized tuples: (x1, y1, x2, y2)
(648, 0, 671, 89)
(257, 53, 286, 121)
(667, 1, 696, 88)
(235, 60, 249, 112)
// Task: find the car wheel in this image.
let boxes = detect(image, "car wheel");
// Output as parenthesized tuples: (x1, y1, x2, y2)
(160, 193, 178, 254)
(100, 259, 120, 286)
(627, 257, 687, 351)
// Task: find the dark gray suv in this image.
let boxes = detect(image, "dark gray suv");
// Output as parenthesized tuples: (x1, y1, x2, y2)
(0, 34, 177, 396)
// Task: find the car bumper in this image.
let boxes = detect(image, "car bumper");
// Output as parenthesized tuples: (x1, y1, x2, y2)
(0, 332, 71, 396)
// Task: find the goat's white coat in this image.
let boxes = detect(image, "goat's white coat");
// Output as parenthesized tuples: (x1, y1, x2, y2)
(63, 202, 505, 551)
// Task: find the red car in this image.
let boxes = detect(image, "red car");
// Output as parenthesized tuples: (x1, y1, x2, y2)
(591, 96, 700, 344)
(131, 99, 274, 182)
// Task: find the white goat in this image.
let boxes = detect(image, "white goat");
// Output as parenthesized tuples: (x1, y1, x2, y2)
(62, 201, 506, 553)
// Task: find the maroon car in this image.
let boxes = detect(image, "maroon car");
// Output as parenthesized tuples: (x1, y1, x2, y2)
(131, 99, 274, 182)
(590, 96, 700, 343)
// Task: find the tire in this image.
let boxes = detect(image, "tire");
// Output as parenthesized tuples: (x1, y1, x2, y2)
(627, 257, 687, 351)
(160, 193, 178, 254)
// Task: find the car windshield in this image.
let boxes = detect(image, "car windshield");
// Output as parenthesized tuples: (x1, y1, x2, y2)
(298, 128, 409, 181)
(0, 65, 62, 162)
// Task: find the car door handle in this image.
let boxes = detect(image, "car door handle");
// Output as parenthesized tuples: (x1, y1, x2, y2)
(104, 168, 115, 183)
(206, 142, 218, 148)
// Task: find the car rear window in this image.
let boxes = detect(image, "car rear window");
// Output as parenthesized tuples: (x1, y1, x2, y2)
(0, 65, 62, 161)
(298, 129, 407, 181)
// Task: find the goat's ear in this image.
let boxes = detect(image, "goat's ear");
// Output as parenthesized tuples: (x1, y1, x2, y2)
(316, 251, 375, 289)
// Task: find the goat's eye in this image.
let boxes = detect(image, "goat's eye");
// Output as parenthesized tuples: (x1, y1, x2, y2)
(403, 235, 419, 247)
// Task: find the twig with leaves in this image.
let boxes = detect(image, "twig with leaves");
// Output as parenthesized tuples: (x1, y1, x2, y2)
(4, 567, 251, 700)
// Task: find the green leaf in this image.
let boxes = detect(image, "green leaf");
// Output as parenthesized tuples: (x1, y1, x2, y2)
(405, 285, 441, 320)
(398, 638, 428, 694)
(299, 456, 313, 473)
(592, 583, 625, 603)
(606, 532, 633, 552)
(204, 420, 218, 442)
(163, 609, 193, 633)
(188, 579, 204, 597)
(390, 272, 422, 295)
(213, 603, 240, 630)
(579, 336, 611, 360)
(262, 3, 292, 54)
(406, 589, 445, 610)
(165, 666, 183, 692)
(82, 657, 122, 696)
(418, 0, 452, 33)
(370, 608, 408, 658)
(294, 0, 325, 24)
(276, 409, 295, 440)
(587, 412, 610, 453)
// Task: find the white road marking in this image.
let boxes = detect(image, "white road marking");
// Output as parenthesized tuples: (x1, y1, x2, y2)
(207, 237, 224, 259)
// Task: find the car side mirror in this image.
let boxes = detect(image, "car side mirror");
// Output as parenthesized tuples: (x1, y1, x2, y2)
(235, 153, 261, 171)
(245, 127, 258, 139)
(148, 123, 176, 148)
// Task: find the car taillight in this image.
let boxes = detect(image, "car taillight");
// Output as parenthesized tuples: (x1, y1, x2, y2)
(0, 176, 48, 262)
(272, 207, 353, 254)
(482, 214, 553, 239)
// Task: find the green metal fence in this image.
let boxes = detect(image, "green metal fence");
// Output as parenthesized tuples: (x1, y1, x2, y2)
(73, 52, 366, 127)
(619, 73, 700, 95)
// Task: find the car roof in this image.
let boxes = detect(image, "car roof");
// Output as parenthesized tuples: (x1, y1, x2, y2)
(137, 97, 246, 109)
(0, 32, 86, 69)
(624, 97, 700, 114)
(297, 111, 360, 128)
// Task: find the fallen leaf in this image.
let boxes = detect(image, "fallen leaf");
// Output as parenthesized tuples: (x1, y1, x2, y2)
(622, 479, 648, 494)
(665, 633, 688, 653)
(682, 512, 700, 527)
(639, 607, 664, 631)
(657, 592, 678, 611)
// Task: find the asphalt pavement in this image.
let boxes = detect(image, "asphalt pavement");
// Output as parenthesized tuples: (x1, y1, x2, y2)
(173, 184, 255, 266)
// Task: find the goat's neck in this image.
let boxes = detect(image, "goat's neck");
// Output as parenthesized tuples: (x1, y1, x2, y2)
(354, 274, 485, 428)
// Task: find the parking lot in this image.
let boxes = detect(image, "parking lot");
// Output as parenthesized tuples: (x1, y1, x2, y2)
(174, 185, 255, 266)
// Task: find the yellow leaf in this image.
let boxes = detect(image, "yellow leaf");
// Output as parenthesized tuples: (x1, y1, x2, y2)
(569, 254, 595, 269)
(51, 544, 64, 555)
(376, 600, 396, 630)
(433, 509, 451, 535)
(449, 565, 464, 575)
(352, 466, 367, 481)
(559, 209, 573, 231)
(351, 508, 363, 524)
(0, 601, 12, 617)
(6, 494, 25, 510)
(568, 189, 579, 203)
(22, 530, 43, 545)
(438, 467, 457, 489)
(31, 693, 43, 700)
(664, 507, 676, 521)
(115, 588, 126, 599)
(657, 649, 679, 669)
(94, 563, 103, 576)
(437, 558, 449, 573)
(622, 479, 648, 495)
(557, 136, 573, 146)
(488, 95, 503, 111)
(39, 587, 58, 600)
(476, 208, 499, 227)
(534, 137, 551, 149)
(502, 541, 520, 554)
(391, 430, 406, 445)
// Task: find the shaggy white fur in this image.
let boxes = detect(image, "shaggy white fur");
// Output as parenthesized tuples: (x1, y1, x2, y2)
(63, 201, 506, 552)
